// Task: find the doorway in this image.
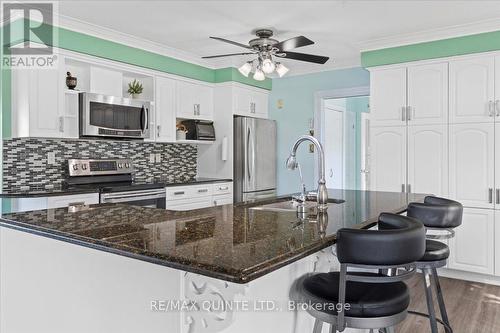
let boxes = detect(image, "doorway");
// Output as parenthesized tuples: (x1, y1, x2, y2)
(314, 87, 370, 190)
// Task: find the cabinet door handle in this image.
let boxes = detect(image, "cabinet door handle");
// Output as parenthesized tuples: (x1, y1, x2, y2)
(218, 186, 229, 191)
(157, 125, 161, 137)
(198, 188, 208, 193)
(401, 184, 405, 193)
(58, 116, 64, 133)
(407, 184, 411, 193)
(496, 100, 500, 117)
(174, 191, 185, 195)
(497, 189, 500, 205)
(489, 101, 495, 117)
(401, 106, 406, 122)
(68, 201, 85, 207)
(489, 188, 493, 203)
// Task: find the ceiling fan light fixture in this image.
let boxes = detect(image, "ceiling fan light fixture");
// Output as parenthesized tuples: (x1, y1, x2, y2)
(262, 58, 275, 74)
(238, 61, 252, 77)
(275, 62, 289, 77)
(253, 67, 265, 81)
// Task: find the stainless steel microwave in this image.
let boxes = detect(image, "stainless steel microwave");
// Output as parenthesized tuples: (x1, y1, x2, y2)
(79, 93, 151, 139)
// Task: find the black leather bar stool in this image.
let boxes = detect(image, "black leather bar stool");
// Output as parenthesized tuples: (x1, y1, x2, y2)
(296, 213, 426, 333)
(407, 196, 463, 333)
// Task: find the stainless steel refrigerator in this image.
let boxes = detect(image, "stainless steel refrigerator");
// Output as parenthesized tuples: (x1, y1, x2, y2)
(234, 116, 277, 202)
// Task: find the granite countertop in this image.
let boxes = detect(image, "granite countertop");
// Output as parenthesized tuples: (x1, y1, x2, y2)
(0, 178, 233, 198)
(0, 189, 425, 283)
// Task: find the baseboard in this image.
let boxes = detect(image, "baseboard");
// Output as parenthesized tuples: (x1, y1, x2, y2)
(438, 268, 500, 286)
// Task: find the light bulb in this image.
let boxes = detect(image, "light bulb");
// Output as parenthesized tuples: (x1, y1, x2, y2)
(275, 62, 289, 77)
(238, 62, 252, 77)
(262, 58, 275, 74)
(253, 68, 265, 81)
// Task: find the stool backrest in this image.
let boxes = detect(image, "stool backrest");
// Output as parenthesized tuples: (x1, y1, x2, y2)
(336, 213, 426, 266)
(407, 196, 463, 228)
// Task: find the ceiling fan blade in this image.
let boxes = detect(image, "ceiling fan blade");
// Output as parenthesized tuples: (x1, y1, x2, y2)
(202, 52, 255, 59)
(274, 36, 314, 51)
(209, 36, 252, 50)
(276, 51, 329, 64)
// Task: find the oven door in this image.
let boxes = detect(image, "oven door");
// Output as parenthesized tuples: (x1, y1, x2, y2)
(81, 93, 150, 139)
(100, 189, 166, 209)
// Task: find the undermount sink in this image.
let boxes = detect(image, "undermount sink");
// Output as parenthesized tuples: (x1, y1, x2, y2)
(249, 197, 345, 213)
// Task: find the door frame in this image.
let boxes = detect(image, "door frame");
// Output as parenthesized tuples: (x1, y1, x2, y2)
(313, 86, 370, 187)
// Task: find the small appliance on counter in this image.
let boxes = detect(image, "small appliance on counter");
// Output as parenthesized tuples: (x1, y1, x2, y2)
(79, 92, 151, 140)
(65, 158, 165, 209)
(180, 120, 216, 141)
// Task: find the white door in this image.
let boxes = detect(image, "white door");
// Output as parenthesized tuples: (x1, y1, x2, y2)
(251, 90, 269, 118)
(29, 69, 63, 137)
(449, 56, 495, 124)
(155, 76, 176, 142)
(369, 126, 407, 192)
(324, 108, 344, 189)
(448, 208, 494, 275)
(370, 67, 407, 127)
(407, 62, 448, 125)
(360, 113, 370, 190)
(408, 125, 448, 197)
(449, 123, 495, 208)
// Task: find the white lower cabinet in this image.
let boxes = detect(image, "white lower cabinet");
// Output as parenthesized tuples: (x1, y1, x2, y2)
(448, 207, 495, 275)
(9, 193, 99, 213)
(496, 211, 500, 276)
(369, 126, 407, 192)
(165, 182, 233, 211)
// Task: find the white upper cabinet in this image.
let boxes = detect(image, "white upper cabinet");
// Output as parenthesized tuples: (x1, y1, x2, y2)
(11, 68, 65, 138)
(370, 67, 407, 127)
(369, 126, 407, 192)
(449, 56, 495, 124)
(176, 80, 214, 120)
(408, 125, 448, 197)
(233, 86, 269, 118)
(407, 62, 448, 125)
(449, 207, 495, 275)
(449, 123, 495, 209)
(154, 76, 176, 142)
(496, 56, 500, 122)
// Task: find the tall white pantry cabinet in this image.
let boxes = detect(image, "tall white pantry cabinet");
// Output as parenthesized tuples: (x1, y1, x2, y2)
(368, 53, 500, 280)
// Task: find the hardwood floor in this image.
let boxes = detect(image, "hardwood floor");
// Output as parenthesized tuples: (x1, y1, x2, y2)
(397, 274, 500, 332)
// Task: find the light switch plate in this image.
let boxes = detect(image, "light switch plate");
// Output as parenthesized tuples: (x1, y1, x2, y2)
(149, 153, 155, 163)
(47, 152, 56, 165)
(155, 153, 161, 163)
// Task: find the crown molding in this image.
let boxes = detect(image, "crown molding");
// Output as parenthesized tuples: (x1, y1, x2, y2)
(359, 17, 500, 52)
(54, 12, 217, 69)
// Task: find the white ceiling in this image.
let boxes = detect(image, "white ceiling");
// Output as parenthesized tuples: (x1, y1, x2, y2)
(57, 0, 500, 76)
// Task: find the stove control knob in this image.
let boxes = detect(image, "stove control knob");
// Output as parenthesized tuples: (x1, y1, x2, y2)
(125, 163, 130, 168)
(82, 164, 88, 170)
(72, 164, 79, 171)
(117, 163, 123, 168)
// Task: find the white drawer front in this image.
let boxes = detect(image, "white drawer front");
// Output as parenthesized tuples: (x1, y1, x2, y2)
(213, 194, 233, 206)
(166, 184, 214, 201)
(165, 197, 213, 211)
(47, 193, 99, 209)
(212, 182, 233, 196)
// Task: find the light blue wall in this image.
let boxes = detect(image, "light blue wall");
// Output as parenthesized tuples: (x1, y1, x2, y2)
(268, 67, 370, 195)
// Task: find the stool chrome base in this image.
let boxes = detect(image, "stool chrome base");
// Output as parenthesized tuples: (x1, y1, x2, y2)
(410, 259, 453, 333)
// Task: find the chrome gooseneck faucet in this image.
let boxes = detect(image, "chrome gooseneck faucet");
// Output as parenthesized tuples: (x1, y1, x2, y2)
(286, 135, 329, 211)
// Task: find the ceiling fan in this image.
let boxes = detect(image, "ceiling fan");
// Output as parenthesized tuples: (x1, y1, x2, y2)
(202, 29, 330, 80)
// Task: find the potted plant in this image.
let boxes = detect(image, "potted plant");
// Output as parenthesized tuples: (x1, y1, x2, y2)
(176, 123, 188, 140)
(127, 79, 143, 98)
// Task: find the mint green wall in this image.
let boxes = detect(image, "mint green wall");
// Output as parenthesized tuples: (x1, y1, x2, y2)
(268, 68, 370, 195)
(362, 29, 500, 67)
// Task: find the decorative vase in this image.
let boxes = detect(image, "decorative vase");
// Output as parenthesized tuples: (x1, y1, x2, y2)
(66, 72, 77, 90)
(176, 131, 186, 140)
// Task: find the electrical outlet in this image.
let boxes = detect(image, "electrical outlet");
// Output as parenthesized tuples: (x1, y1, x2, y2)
(149, 153, 155, 163)
(155, 153, 161, 163)
(47, 152, 56, 165)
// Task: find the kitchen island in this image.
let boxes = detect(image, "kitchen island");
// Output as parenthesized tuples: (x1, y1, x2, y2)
(0, 190, 424, 333)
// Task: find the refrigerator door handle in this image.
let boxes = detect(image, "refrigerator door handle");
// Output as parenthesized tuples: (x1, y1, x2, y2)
(247, 126, 252, 183)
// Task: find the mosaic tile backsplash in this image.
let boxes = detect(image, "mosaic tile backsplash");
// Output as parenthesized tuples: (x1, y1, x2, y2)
(3, 138, 197, 191)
